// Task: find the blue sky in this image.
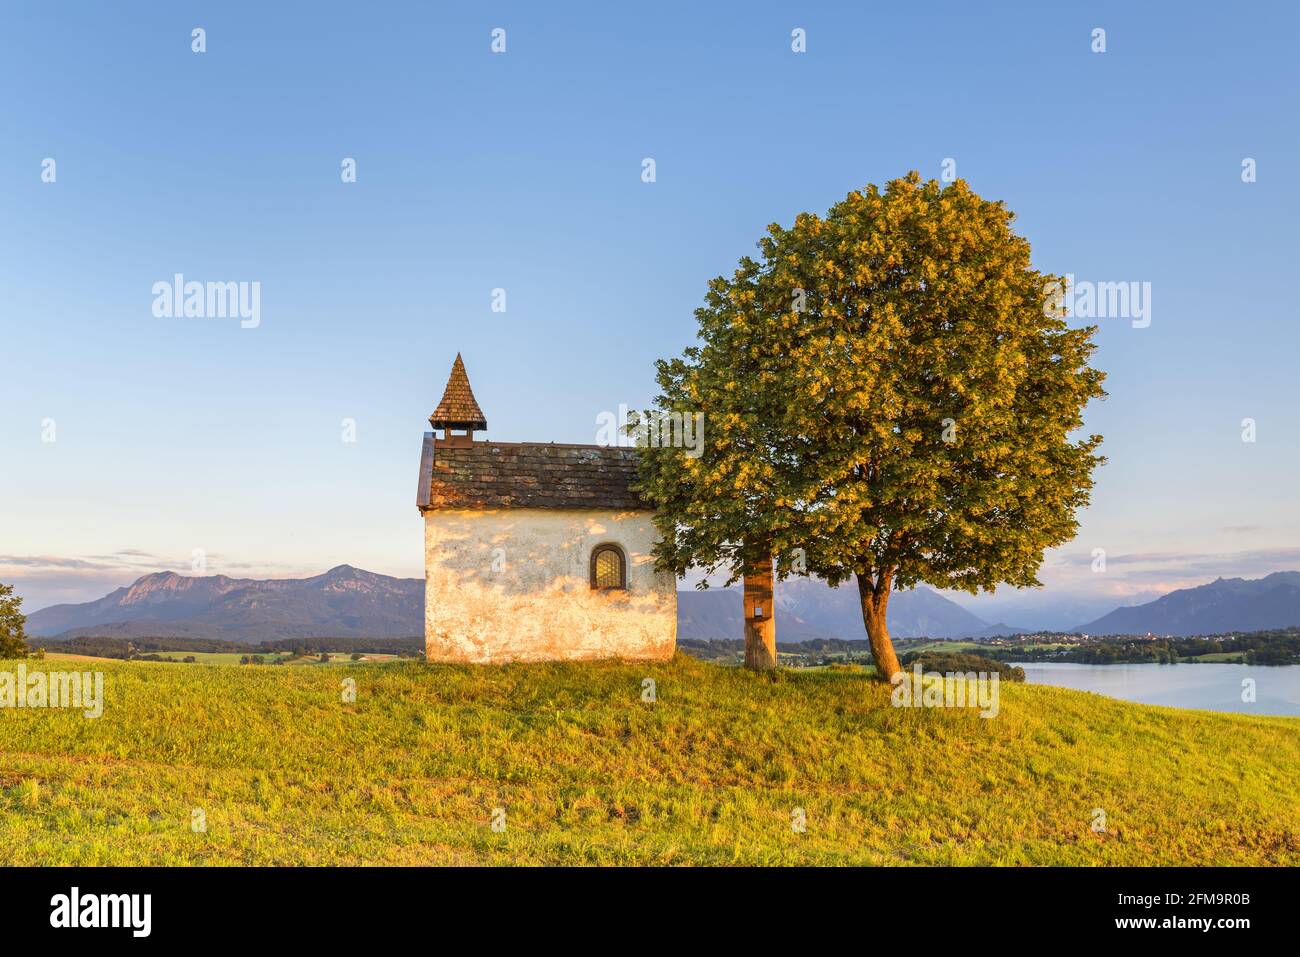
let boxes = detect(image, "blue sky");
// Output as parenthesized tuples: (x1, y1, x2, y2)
(2, 1, 1298, 627)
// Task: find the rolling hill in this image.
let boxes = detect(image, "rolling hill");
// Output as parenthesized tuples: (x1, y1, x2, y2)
(4, 653, 1296, 865)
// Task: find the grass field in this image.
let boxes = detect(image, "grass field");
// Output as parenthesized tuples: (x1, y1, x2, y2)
(43, 651, 403, 666)
(896, 640, 984, 654)
(1, 654, 1297, 865)
(138, 651, 292, 665)
(898, 640, 1070, 654)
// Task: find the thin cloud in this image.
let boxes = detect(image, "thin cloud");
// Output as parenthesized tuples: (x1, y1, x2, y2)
(0, 555, 108, 570)
(1039, 546, 1300, 599)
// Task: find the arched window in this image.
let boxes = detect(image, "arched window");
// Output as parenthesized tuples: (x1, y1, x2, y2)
(590, 544, 627, 590)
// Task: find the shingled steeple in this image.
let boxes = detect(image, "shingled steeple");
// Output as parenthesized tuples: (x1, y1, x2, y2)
(430, 353, 488, 440)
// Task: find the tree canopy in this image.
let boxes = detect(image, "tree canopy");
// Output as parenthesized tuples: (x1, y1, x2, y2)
(0, 583, 30, 659)
(636, 173, 1106, 677)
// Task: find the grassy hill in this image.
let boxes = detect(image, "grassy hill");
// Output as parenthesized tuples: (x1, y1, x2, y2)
(1, 654, 1297, 865)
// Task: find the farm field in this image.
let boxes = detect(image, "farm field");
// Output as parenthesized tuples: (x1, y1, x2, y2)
(2, 653, 1297, 865)
(895, 640, 984, 654)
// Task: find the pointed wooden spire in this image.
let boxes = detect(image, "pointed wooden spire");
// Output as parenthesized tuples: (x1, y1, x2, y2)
(430, 353, 488, 432)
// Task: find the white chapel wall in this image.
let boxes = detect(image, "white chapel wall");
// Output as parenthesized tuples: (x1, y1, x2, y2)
(424, 507, 677, 663)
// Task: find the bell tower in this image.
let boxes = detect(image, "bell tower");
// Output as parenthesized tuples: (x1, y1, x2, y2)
(429, 353, 488, 447)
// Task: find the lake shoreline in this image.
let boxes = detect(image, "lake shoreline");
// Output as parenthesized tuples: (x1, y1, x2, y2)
(1012, 660, 1300, 717)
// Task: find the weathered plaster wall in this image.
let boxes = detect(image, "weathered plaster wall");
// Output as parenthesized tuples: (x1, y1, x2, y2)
(424, 508, 677, 663)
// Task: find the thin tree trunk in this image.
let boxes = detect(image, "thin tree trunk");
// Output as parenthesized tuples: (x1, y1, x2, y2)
(857, 573, 901, 681)
(743, 550, 777, 671)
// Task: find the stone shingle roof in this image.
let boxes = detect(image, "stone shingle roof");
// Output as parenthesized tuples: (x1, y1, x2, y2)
(417, 437, 649, 511)
(429, 353, 488, 431)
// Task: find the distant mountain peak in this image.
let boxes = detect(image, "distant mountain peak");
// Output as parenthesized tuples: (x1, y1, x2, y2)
(318, 564, 381, 587)
(120, 570, 227, 603)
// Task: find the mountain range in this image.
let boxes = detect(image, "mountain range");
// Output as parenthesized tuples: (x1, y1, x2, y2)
(1075, 571, 1300, 636)
(26, 566, 422, 641)
(25, 566, 1300, 643)
(679, 579, 1021, 641)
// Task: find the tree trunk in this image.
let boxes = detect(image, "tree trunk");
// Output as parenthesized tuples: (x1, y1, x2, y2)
(742, 551, 777, 671)
(856, 573, 901, 681)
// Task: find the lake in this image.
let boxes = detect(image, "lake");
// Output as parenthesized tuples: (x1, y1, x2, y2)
(1013, 662, 1300, 717)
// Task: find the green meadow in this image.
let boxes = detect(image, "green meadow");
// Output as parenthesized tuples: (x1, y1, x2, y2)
(1, 654, 1296, 865)
(896, 640, 985, 654)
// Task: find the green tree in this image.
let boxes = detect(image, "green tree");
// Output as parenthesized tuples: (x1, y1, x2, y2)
(637, 173, 1105, 679)
(0, 584, 30, 658)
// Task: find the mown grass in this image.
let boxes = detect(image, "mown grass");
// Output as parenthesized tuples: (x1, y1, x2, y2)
(1, 654, 1296, 865)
